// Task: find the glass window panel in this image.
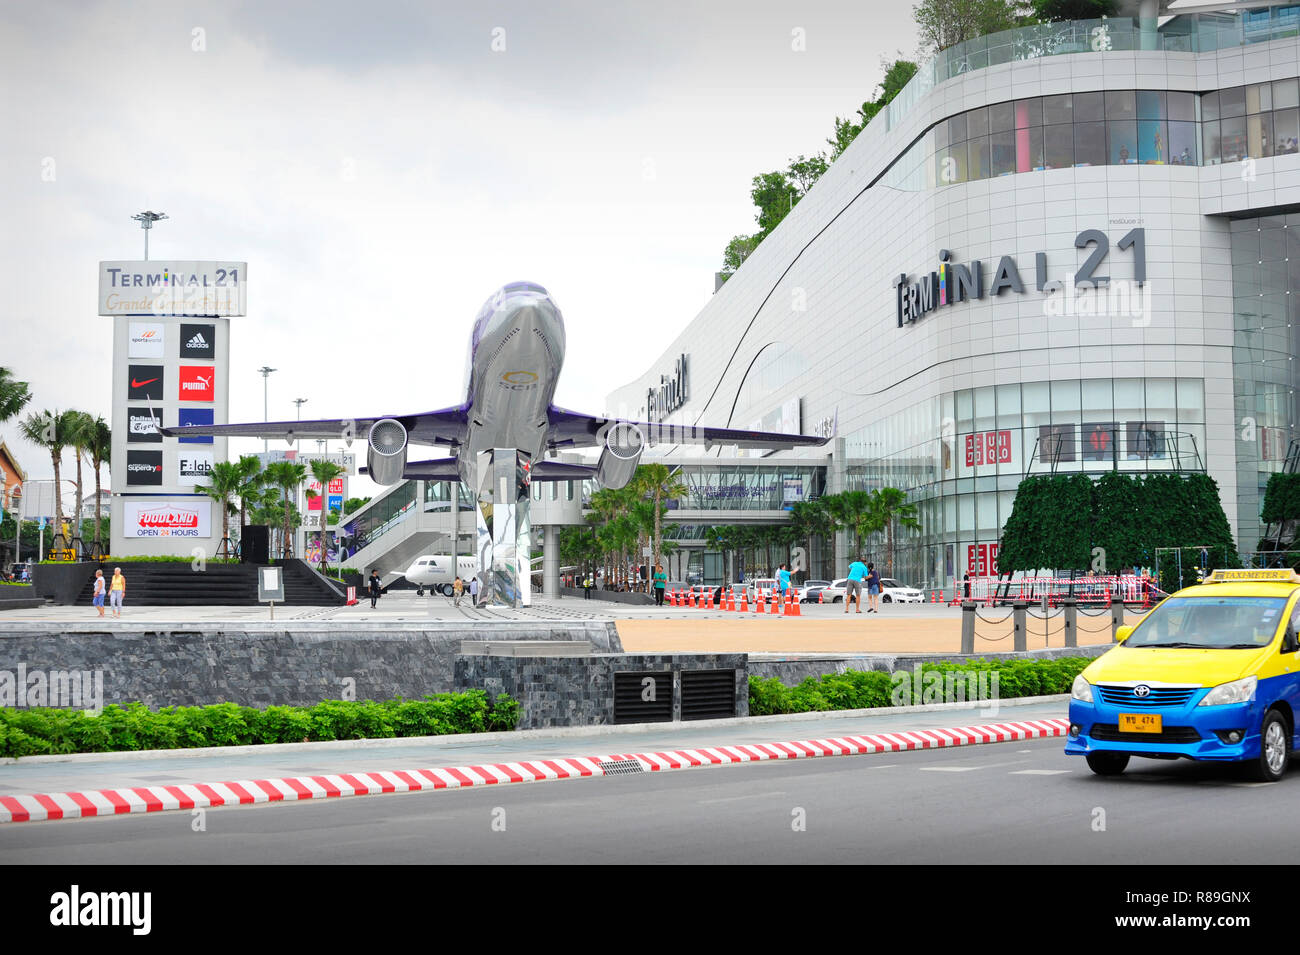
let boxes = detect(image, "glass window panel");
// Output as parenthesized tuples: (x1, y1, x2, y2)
(1221, 114, 1247, 162)
(1051, 379, 1082, 417)
(1138, 119, 1168, 163)
(1015, 125, 1045, 172)
(1114, 378, 1145, 415)
(1023, 381, 1050, 413)
(1074, 121, 1107, 166)
(1073, 90, 1105, 123)
(1247, 83, 1272, 114)
(1274, 79, 1299, 110)
(956, 390, 974, 431)
(974, 386, 996, 433)
(1202, 119, 1222, 164)
(1167, 90, 1196, 122)
(933, 118, 949, 150)
(1201, 90, 1220, 122)
(966, 105, 989, 138)
(1106, 90, 1137, 120)
(989, 100, 1014, 132)
(991, 128, 1016, 175)
(1168, 121, 1199, 165)
(1248, 112, 1273, 158)
(948, 112, 967, 143)
(1015, 97, 1042, 128)
(1136, 90, 1166, 119)
(1082, 379, 1112, 414)
(996, 383, 1021, 427)
(1042, 93, 1072, 125)
(969, 135, 991, 180)
(1177, 379, 1205, 424)
(1045, 123, 1074, 168)
(1275, 109, 1300, 154)
(1219, 86, 1246, 118)
(1108, 121, 1139, 164)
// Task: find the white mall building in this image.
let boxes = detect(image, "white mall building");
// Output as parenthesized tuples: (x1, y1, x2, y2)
(606, 3, 1300, 589)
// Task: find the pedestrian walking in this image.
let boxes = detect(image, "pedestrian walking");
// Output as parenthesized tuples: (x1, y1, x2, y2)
(469, 574, 480, 607)
(368, 569, 381, 608)
(652, 563, 667, 606)
(92, 569, 106, 617)
(866, 562, 882, 612)
(453, 576, 464, 607)
(845, 557, 867, 614)
(109, 566, 126, 617)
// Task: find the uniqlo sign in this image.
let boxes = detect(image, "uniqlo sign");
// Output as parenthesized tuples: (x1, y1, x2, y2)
(967, 543, 999, 576)
(964, 430, 1012, 467)
(178, 365, 214, 401)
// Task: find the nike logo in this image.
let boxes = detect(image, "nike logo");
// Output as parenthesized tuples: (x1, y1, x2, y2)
(131, 377, 159, 388)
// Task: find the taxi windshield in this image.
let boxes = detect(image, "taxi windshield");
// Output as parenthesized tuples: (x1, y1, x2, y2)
(1128, 595, 1288, 649)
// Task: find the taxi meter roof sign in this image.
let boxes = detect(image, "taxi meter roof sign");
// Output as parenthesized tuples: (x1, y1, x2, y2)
(1204, 569, 1300, 585)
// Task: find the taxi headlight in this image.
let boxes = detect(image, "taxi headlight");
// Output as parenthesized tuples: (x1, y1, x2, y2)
(1071, 675, 1094, 703)
(1198, 676, 1257, 707)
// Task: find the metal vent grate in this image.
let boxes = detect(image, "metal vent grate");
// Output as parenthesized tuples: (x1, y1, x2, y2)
(613, 671, 672, 724)
(599, 758, 645, 775)
(681, 669, 736, 721)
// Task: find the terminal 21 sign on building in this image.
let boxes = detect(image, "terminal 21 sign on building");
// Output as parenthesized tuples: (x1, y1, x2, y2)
(100, 260, 245, 557)
(892, 228, 1147, 327)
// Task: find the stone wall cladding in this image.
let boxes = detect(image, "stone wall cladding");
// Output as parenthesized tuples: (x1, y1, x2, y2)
(456, 652, 748, 729)
(0, 621, 623, 708)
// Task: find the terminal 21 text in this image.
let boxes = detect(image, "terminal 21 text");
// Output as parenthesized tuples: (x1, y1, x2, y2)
(893, 228, 1146, 328)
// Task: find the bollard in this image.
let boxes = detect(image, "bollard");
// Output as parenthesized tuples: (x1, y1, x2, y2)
(1013, 601, 1027, 652)
(1111, 595, 1125, 642)
(961, 600, 976, 654)
(1062, 596, 1077, 648)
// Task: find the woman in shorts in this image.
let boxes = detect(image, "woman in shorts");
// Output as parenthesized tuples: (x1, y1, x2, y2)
(92, 569, 106, 617)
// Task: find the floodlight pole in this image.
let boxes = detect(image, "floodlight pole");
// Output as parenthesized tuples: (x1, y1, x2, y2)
(294, 398, 308, 420)
(130, 211, 168, 260)
(258, 367, 277, 452)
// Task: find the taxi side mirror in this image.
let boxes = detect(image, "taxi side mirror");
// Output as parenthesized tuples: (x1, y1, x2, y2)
(1283, 628, 1299, 654)
(1115, 625, 1134, 643)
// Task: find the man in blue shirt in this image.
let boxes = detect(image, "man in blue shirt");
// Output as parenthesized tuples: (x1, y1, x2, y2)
(845, 557, 867, 614)
(778, 563, 791, 599)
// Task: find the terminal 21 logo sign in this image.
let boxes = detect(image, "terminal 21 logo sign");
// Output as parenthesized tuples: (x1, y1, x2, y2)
(127, 407, 162, 443)
(126, 450, 163, 486)
(647, 354, 689, 423)
(892, 228, 1148, 328)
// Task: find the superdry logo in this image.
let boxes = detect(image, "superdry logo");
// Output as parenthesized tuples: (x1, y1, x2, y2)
(127, 463, 161, 473)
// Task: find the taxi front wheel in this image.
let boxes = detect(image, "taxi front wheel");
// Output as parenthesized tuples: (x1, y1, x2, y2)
(1249, 710, 1290, 783)
(1085, 752, 1130, 776)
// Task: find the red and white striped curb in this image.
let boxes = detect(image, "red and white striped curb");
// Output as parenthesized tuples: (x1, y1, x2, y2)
(0, 717, 1068, 823)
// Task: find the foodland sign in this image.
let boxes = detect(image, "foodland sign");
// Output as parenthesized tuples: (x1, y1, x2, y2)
(892, 229, 1146, 328)
(124, 500, 212, 538)
(98, 261, 247, 317)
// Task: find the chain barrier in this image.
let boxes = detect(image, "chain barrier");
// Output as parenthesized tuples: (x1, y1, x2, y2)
(974, 607, 1015, 624)
(974, 627, 1011, 642)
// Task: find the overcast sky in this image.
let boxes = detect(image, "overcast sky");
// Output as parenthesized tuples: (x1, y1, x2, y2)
(0, 0, 919, 495)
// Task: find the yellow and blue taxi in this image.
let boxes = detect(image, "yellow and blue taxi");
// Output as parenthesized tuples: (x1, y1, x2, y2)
(1065, 569, 1300, 782)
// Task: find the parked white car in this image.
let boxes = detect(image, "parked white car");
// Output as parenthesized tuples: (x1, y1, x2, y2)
(879, 578, 924, 603)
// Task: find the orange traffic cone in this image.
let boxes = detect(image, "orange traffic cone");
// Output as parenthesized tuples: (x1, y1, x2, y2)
(788, 592, 801, 616)
(818, 590, 824, 604)
(705, 590, 713, 610)
(770, 591, 780, 614)
(688, 590, 695, 608)
(739, 590, 748, 612)
(755, 589, 765, 613)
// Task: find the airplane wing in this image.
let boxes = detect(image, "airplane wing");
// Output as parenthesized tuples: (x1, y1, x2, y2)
(373, 458, 597, 482)
(546, 406, 834, 452)
(160, 404, 470, 447)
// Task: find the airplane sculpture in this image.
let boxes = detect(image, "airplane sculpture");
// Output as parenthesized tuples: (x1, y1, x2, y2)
(164, 282, 833, 606)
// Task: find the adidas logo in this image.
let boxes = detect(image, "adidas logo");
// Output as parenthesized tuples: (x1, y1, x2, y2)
(187, 333, 208, 348)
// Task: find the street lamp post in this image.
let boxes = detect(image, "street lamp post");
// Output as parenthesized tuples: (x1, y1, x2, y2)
(130, 211, 168, 260)
(293, 398, 308, 420)
(258, 367, 277, 452)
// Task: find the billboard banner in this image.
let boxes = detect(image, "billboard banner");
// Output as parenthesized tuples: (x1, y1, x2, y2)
(253, 450, 357, 474)
(127, 322, 165, 358)
(99, 261, 247, 317)
(124, 500, 212, 538)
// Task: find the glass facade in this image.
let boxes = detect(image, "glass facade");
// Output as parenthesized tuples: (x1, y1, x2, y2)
(886, 8, 1300, 132)
(1230, 215, 1300, 550)
(668, 464, 826, 512)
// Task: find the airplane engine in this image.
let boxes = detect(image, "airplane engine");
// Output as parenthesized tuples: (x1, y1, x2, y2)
(595, 422, 644, 489)
(366, 418, 409, 485)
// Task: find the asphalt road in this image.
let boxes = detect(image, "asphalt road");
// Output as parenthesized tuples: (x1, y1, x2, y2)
(1, 736, 1288, 864)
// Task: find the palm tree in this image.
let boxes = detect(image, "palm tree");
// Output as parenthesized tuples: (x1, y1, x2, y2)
(196, 461, 245, 555)
(308, 459, 346, 570)
(633, 464, 687, 569)
(234, 455, 264, 534)
(263, 460, 307, 558)
(65, 410, 95, 551)
(868, 487, 922, 575)
(790, 498, 836, 579)
(0, 367, 31, 423)
(830, 490, 874, 563)
(86, 417, 111, 552)
(18, 409, 72, 534)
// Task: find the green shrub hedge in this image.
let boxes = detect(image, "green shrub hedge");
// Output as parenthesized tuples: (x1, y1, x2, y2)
(749, 658, 1092, 716)
(0, 691, 520, 758)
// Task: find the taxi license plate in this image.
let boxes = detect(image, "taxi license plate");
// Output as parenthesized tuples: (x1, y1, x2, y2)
(1119, 713, 1162, 733)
